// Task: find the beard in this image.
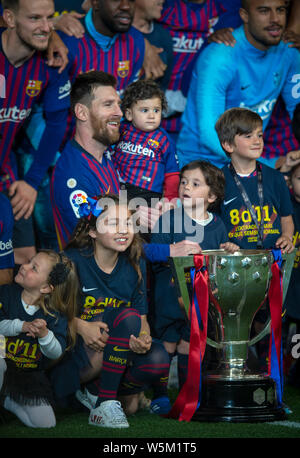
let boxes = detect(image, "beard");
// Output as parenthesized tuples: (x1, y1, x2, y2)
(90, 113, 120, 146)
(15, 24, 50, 52)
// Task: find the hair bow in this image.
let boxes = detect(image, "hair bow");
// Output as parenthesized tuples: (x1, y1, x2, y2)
(78, 196, 103, 220)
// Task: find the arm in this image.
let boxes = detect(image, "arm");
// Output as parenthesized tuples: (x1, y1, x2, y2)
(74, 317, 109, 353)
(276, 215, 295, 253)
(8, 109, 68, 220)
(177, 44, 233, 168)
(129, 315, 152, 354)
(280, 50, 300, 120)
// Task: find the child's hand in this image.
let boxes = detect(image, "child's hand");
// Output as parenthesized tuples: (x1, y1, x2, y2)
(30, 319, 48, 338)
(286, 150, 300, 168)
(169, 240, 202, 257)
(275, 236, 295, 254)
(129, 333, 152, 354)
(22, 321, 38, 338)
(220, 242, 240, 253)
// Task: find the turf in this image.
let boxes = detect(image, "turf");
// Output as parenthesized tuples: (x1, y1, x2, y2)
(1, 386, 300, 440)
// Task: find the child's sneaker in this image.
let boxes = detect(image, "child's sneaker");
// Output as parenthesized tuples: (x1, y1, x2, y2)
(89, 400, 129, 428)
(75, 387, 97, 410)
(150, 396, 171, 415)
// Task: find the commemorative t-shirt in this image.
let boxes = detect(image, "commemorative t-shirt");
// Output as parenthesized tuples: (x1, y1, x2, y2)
(65, 248, 148, 319)
(0, 284, 67, 370)
(220, 162, 293, 248)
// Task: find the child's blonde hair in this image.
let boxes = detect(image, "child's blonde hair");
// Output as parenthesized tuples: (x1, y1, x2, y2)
(37, 250, 79, 349)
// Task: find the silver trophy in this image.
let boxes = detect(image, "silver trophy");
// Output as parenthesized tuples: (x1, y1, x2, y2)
(170, 249, 295, 422)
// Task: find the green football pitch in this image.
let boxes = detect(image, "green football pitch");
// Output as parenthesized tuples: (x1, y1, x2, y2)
(1, 385, 300, 441)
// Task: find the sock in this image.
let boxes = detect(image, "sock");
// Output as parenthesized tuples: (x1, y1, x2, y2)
(119, 342, 170, 397)
(177, 352, 189, 389)
(151, 351, 175, 399)
(94, 308, 141, 407)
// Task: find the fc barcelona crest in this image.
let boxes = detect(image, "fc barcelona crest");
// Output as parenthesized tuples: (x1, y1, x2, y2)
(117, 60, 130, 78)
(148, 138, 159, 148)
(26, 80, 42, 97)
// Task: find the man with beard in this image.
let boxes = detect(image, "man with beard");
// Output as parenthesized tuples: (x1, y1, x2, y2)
(50, 71, 121, 249)
(0, 0, 70, 265)
(56, 0, 146, 149)
(176, 0, 300, 169)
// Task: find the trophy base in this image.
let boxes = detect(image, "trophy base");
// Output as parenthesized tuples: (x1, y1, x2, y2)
(193, 376, 286, 423)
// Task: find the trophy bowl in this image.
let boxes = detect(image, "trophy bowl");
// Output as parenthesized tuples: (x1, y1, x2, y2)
(169, 249, 295, 422)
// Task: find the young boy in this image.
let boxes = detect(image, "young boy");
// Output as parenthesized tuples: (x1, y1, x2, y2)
(215, 107, 295, 253)
(111, 80, 180, 206)
(149, 160, 238, 413)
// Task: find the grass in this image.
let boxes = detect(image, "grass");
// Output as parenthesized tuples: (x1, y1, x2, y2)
(1, 385, 300, 441)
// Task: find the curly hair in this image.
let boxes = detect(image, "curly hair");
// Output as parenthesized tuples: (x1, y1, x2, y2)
(121, 79, 168, 114)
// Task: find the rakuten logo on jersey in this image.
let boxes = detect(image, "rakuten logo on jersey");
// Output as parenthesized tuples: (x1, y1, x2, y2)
(173, 35, 204, 54)
(118, 141, 156, 159)
(241, 98, 277, 121)
(0, 107, 32, 123)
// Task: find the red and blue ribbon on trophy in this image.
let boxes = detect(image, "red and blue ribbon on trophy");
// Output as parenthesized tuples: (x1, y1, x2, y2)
(268, 249, 284, 406)
(168, 254, 209, 422)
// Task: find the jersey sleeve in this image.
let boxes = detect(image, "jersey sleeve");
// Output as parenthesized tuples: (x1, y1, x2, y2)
(177, 42, 236, 168)
(129, 27, 145, 83)
(0, 196, 14, 269)
(280, 48, 300, 120)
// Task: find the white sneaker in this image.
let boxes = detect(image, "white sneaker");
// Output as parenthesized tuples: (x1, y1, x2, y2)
(89, 400, 129, 428)
(75, 388, 97, 410)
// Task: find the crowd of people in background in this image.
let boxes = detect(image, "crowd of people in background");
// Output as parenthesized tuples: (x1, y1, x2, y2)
(0, 0, 300, 430)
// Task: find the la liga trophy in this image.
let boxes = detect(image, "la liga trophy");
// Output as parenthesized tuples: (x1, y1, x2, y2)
(169, 249, 295, 422)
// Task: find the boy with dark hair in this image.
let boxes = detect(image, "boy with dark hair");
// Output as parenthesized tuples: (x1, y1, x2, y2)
(215, 107, 294, 253)
(149, 160, 238, 414)
(112, 79, 179, 205)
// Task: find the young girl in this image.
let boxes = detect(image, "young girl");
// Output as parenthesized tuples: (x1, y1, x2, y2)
(0, 250, 79, 428)
(59, 194, 169, 428)
(150, 160, 239, 413)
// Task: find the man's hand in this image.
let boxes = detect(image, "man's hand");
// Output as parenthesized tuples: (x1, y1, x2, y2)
(283, 29, 300, 49)
(9, 180, 38, 220)
(207, 28, 236, 46)
(47, 31, 69, 74)
(53, 12, 86, 38)
(143, 39, 167, 80)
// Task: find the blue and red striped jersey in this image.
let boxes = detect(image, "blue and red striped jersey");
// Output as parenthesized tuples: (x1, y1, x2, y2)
(50, 139, 120, 249)
(59, 23, 145, 146)
(158, 0, 225, 133)
(263, 98, 300, 162)
(0, 29, 70, 192)
(111, 122, 179, 194)
(0, 193, 14, 269)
